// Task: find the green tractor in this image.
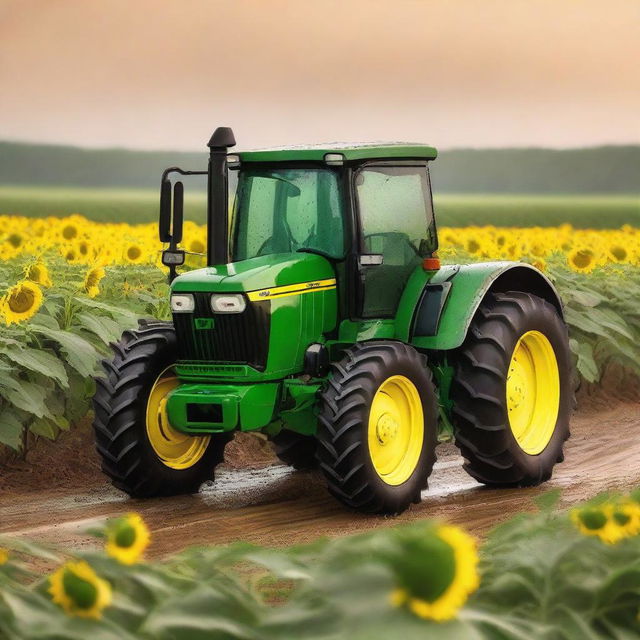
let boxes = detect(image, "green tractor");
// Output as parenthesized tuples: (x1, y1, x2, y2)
(92, 127, 572, 514)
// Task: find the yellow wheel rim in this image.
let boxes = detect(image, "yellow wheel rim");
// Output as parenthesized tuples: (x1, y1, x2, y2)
(368, 375, 424, 486)
(507, 330, 560, 455)
(145, 367, 211, 470)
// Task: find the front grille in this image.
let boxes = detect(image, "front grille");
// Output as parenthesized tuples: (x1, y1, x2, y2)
(173, 292, 270, 371)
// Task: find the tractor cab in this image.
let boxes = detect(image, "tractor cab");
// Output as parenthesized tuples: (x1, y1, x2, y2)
(160, 128, 439, 323)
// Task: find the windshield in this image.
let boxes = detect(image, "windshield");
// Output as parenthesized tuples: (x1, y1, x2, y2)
(229, 167, 345, 261)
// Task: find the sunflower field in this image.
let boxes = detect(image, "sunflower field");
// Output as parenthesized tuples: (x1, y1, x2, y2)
(0, 214, 639, 453)
(0, 488, 639, 639)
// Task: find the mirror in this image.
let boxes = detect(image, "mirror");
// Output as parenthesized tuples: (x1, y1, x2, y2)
(172, 181, 184, 244)
(159, 179, 172, 242)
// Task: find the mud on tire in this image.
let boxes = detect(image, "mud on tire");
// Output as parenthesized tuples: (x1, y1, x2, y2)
(92, 321, 230, 497)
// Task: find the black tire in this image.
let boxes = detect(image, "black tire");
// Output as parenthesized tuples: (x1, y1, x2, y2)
(317, 341, 438, 515)
(92, 321, 230, 497)
(450, 291, 572, 486)
(270, 430, 318, 470)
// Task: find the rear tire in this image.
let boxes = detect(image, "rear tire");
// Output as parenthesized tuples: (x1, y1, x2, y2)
(270, 430, 318, 470)
(317, 341, 438, 514)
(92, 321, 230, 497)
(450, 292, 572, 486)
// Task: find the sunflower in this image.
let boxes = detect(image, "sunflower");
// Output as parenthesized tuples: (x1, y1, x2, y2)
(608, 244, 631, 264)
(609, 501, 640, 538)
(60, 222, 79, 241)
(0, 280, 43, 325)
(24, 261, 53, 287)
(571, 505, 629, 544)
(105, 513, 150, 564)
(48, 561, 112, 619)
(389, 525, 480, 622)
(0, 548, 8, 565)
(124, 243, 145, 264)
(189, 238, 206, 254)
(568, 248, 596, 274)
(83, 266, 106, 298)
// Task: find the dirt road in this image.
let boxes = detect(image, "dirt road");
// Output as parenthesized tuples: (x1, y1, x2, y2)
(1, 401, 639, 558)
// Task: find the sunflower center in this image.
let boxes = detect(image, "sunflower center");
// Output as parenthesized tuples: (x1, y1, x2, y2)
(127, 246, 142, 260)
(62, 569, 98, 610)
(612, 511, 630, 526)
(611, 246, 627, 261)
(7, 233, 22, 248)
(8, 288, 35, 314)
(467, 240, 480, 254)
(190, 239, 205, 253)
(63, 225, 78, 240)
(396, 536, 457, 602)
(114, 525, 137, 548)
(578, 509, 607, 531)
(572, 250, 593, 269)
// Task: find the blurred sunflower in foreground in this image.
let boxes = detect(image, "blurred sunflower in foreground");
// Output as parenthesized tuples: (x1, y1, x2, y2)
(105, 512, 151, 564)
(48, 560, 112, 619)
(389, 524, 480, 622)
(572, 497, 640, 544)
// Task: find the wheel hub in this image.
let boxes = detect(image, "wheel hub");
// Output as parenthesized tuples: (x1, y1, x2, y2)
(375, 413, 399, 445)
(507, 359, 526, 411)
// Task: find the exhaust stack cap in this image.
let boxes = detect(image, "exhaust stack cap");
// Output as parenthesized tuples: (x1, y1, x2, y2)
(208, 127, 236, 149)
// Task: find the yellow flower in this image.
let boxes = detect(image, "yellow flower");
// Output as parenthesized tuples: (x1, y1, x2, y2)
(0, 548, 9, 565)
(189, 238, 206, 254)
(105, 513, 150, 564)
(0, 280, 43, 325)
(609, 502, 640, 539)
(390, 525, 480, 622)
(24, 261, 53, 287)
(567, 248, 596, 274)
(124, 243, 145, 264)
(83, 266, 106, 298)
(570, 505, 634, 544)
(48, 561, 112, 619)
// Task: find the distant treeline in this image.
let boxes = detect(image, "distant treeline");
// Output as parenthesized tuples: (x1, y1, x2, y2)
(0, 141, 638, 193)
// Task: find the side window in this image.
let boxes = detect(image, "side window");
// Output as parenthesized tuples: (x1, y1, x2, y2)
(233, 176, 276, 260)
(356, 165, 435, 317)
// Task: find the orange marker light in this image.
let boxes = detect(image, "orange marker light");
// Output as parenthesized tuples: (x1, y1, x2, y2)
(422, 257, 441, 271)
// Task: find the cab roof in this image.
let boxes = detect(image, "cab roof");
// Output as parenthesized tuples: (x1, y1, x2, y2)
(236, 142, 438, 163)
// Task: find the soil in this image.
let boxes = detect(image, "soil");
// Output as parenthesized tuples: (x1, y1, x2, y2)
(1, 375, 638, 558)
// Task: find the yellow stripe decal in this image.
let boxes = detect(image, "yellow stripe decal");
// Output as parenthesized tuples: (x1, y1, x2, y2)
(247, 279, 336, 302)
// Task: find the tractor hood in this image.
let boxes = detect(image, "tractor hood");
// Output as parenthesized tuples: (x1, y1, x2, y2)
(171, 252, 335, 295)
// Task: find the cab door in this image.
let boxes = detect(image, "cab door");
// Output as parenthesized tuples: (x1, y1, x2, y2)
(353, 162, 437, 318)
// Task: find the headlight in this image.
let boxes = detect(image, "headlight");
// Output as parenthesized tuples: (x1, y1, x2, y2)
(210, 293, 246, 314)
(170, 293, 195, 313)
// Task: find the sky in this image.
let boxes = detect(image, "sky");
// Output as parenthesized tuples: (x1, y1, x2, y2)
(0, 0, 638, 151)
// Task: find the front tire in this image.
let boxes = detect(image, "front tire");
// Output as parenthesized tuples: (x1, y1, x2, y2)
(92, 321, 230, 497)
(450, 292, 572, 486)
(317, 341, 438, 514)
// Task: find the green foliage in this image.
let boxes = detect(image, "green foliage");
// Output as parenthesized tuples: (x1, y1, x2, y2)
(0, 257, 168, 453)
(551, 263, 640, 383)
(0, 489, 639, 639)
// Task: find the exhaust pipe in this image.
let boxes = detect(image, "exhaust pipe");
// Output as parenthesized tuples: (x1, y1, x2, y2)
(207, 127, 236, 266)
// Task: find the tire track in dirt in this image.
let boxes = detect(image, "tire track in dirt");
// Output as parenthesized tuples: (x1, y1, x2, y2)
(1, 402, 638, 558)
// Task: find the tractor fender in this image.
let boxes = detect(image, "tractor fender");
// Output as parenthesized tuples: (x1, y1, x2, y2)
(400, 262, 564, 352)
